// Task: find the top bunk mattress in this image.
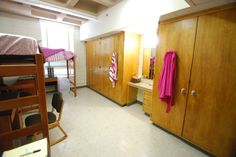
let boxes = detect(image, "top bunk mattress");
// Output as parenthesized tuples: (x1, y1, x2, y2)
(0, 33, 38, 55)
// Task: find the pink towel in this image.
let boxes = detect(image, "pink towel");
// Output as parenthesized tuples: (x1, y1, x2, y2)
(158, 51, 177, 112)
(41, 47, 65, 58)
(109, 52, 118, 88)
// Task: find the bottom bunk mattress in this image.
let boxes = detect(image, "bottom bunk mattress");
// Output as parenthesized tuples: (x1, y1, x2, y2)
(0, 33, 38, 55)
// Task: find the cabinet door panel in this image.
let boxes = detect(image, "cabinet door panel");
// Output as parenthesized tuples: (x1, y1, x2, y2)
(152, 18, 197, 136)
(86, 41, 96, 89)
(93, 40, 102, 92)
(183, 9, 236, 157)
(101, 36, 114, 98)
(86, 42, 91, 87)
(100, 33, 124, 104)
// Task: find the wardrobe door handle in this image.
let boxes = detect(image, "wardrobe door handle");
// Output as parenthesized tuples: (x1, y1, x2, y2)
(190, 90, 197, 96)
(180, 88, 187, 94)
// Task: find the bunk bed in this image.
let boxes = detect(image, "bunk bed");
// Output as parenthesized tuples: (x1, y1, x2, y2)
(41, 47, 77, 97)
(0, 33, 49, 151)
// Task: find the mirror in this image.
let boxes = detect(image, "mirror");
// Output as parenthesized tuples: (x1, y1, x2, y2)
(142, 48, 155, 79)
(139, 33, 157, 80)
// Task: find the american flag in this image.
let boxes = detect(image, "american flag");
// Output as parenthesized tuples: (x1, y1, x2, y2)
(109, 52, 117, 88)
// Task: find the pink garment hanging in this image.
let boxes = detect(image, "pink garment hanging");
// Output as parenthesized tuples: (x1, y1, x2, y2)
(158, 51, 177, 112)
(109, 52, 118, 88)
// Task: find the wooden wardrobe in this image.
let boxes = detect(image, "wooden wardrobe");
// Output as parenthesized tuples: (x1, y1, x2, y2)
(86, 32, 141, 106)
(152, 5, 236, 157)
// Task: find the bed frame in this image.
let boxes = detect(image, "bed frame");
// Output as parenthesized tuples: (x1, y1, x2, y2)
(66, 56, 77, 97)
(0, 54, 49, 150)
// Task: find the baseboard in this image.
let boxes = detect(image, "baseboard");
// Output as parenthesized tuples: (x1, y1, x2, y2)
(86, 86, 126, 107)
(136, 101, 142, 105)
(69, 85, 87, 89)
(152, 123, 215, 157)
(76, 85, 88, 88)
(126, 100, 142, 106)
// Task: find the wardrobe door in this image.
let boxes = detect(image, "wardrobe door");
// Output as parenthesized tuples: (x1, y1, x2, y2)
(86, 42, 92, 87)
(113, 32, 125, 104)
(86, 41, 96, 89)
(101, 36, 114, 98)
(152, 18, 197, 136)
(93, 39, 103, 92)
(183, 9, 236, 157)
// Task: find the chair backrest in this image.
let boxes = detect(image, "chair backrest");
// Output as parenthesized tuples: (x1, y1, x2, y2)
(51, 92, 63, 113)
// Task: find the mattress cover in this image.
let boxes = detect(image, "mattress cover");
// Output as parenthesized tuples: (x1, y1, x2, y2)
(44, 50, 75, 62)
(0, 33, 38, 55)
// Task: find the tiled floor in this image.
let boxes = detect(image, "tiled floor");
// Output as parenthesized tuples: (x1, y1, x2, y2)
(48, 87, 208, 157)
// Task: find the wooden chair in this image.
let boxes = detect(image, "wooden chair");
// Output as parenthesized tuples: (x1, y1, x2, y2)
(25, 92, 67, 146)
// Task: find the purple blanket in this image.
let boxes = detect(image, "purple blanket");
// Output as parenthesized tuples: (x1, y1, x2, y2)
(42, 47, 65, 58)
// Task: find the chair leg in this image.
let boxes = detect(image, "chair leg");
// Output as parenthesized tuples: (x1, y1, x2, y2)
(58, 124, 68, 138)
(50, 123, 68, 147)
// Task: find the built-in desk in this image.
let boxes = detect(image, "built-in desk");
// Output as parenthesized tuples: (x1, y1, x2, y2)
(128, 79, 153, 92)
(127, 79, 153, 115)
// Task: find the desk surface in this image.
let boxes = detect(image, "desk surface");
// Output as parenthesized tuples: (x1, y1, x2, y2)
(44, 77, 57, 83)
(128, 79, 153, 92)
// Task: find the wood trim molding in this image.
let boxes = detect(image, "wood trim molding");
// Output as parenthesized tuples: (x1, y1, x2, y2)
(185, 0, 196, 7)
(81, 31, 123, 41)
(66, 0, 80, 8)
(159, 2, 236, 24)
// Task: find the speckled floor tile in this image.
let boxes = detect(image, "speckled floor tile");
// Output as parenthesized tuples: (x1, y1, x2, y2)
(48, 88, 208, 157)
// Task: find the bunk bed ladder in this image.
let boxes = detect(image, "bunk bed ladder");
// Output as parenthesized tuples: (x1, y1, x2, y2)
(0, 54, 49, 149)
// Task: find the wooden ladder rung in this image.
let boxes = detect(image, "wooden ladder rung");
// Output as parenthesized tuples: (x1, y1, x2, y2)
(0, 84, 35, 91)
(0, 64, 36, 77)
(0, 124, 41, 141)
(0, 95, 39, 112)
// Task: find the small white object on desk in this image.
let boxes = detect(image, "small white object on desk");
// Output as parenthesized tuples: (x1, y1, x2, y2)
(3, 138, 48, 157)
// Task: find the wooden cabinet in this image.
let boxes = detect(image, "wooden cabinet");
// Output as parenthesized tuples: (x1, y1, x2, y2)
(152, 6, 236, 157)
(152, 17, 197, 136)
(86, 32, 140, 105)
(143, 91, 152, 115)
(182, 8, 236, 157)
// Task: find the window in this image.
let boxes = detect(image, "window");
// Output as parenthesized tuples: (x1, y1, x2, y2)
(40, 20, 74, 76)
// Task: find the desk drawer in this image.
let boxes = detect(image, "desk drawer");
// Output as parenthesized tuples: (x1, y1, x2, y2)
(143, 92, 152, 115)
(143, 91, 152, 99)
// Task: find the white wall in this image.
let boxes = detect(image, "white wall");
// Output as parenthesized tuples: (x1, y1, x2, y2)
(74, 27, 87, 86)
(0, 12, 41, 40)
(80, 0, 189, 40)
(0, 12, 87, 87)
